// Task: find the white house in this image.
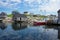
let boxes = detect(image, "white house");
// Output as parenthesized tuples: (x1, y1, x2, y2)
(58, 9, 60, 24)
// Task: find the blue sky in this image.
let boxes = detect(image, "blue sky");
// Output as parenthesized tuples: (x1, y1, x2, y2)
(0, 0, 60, 15)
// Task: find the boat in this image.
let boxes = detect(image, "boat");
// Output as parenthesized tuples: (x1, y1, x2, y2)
(33, 20, 46, 25)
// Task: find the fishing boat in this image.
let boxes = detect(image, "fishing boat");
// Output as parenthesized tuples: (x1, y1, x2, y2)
(33, 19, 46, 25)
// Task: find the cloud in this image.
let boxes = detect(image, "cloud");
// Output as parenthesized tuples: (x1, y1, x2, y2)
(39, 0, 60, 11)
(24, 0, 49, 6)
(10, 0, 21, 3)
(0, 0, 21, 8)
(24, 0, 60, 15)
(0, 0, 60, 15)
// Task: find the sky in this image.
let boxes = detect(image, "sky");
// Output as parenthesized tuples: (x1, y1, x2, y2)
(0, 0, 60, 15)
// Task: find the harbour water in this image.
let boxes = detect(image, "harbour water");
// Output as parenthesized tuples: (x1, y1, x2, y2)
(0, 22, 59, 40)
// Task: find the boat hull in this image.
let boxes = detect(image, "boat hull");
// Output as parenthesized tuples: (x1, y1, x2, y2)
(33, 22, 46, 26)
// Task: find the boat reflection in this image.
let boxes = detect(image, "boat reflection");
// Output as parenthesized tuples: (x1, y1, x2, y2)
(12, 22, 27, 30)
(0, 22, 7, 30)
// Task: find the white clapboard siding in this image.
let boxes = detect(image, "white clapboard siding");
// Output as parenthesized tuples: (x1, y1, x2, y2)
(17, 17, 20, 21)
(21, 18, 27, 21)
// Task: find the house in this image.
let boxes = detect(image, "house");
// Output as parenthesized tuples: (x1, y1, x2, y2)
(47, 15, 57, 20)
(0, 12, 7, 21)
(58, 9, 60, 24)
(12, 11, 27, 22)
(24, 12, 29, 15)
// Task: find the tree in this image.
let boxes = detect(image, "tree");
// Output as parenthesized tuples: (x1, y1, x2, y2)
(7, 14, 13, 18)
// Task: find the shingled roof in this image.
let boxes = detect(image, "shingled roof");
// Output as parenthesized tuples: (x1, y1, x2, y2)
(12, 11, 27, 18)
(58, 9, 60, 13)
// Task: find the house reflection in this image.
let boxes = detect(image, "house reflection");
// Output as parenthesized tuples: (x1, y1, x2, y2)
(45, 25, 60, 39)
(0, 22, 7, 30)
(12, 22, 27, 30)
(57, 26, 60, 39)
(45, 25, 58, 29)
(54, 26, 60, 39)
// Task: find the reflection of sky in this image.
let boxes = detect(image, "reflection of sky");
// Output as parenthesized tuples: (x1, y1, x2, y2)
(0, 0, 60, 15)
(0, 24, 58, 40)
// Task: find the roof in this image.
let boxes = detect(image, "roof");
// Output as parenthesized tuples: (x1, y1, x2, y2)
(0, 12, 7, 17)
(58, 9, 60, 13)
(13, 13, 27, 18)
(12, 11, 27, 18)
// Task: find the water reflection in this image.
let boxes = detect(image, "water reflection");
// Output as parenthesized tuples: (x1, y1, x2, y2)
(12, 22, 27, 30)
(56, 26, 60, 39)
(0, 22, 59, 40)
(45, 25, 58, 29)
(45, 25, 60, 39)
(0, 22, 7, 30)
